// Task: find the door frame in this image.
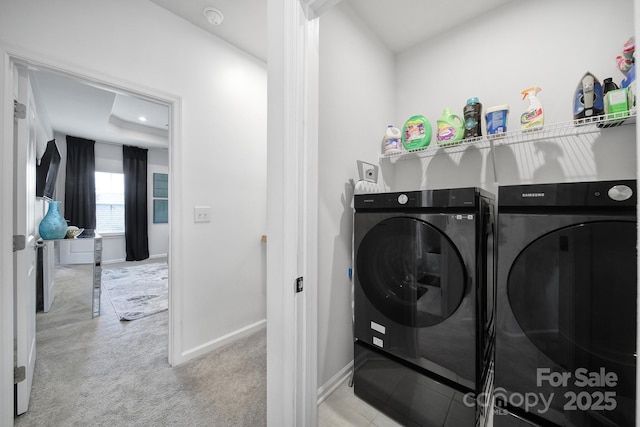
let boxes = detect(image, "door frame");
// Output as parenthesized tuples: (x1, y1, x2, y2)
(0, 47, 15, 427)
(266, 0, 322, 425)
(0, 47, 181, 425)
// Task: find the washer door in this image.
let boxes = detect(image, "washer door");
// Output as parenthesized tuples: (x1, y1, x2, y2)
(507, 220, 636, 426)
(356, 217, 466, 328)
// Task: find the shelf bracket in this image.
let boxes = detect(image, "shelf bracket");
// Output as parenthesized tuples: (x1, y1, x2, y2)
(489, 138, 498, 184)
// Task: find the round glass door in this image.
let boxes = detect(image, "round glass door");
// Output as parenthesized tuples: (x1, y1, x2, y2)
(508, 221, 637, 370)
(357, 217, 466, 328)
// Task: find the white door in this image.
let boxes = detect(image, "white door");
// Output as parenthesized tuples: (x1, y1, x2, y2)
(13, 63, 37, 416)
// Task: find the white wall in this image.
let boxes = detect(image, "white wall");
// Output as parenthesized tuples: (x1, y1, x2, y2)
(392, 0, 636, 191)
(0, 0, 267, 363)
(317, 2, 395, 389)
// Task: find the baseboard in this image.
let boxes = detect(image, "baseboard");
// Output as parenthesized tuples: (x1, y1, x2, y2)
(102, 254, 167, 265)
(316, 361, 353, 405)
(177, 319, 267, 365)
(102, 258, 126, 265)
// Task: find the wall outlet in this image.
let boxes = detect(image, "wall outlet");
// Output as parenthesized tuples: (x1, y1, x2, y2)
(194, 206, 212, 223)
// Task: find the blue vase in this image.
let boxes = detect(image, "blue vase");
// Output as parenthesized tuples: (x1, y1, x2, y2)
(39, 201, 68, 240)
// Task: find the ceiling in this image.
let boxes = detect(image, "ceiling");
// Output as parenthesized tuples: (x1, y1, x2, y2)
(30, 69, 170, 150)
(150, 0, 268, 62)
(345, 0, 516, 53)
(31, 0, 515, 151)
(149, 0, 516, 61)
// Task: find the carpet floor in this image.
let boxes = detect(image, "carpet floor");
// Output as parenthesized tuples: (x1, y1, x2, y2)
(17, 260, 266, 427)
(103, 262, 169, 320)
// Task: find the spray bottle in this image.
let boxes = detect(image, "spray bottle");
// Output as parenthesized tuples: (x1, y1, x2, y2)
(520, 86, 544, 130)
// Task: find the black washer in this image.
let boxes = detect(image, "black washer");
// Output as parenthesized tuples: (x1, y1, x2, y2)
(353, 188, 495, 426)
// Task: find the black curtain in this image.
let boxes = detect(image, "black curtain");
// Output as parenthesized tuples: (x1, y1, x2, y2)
(64, 136, 96, 229)
(123, 145, 149, 261)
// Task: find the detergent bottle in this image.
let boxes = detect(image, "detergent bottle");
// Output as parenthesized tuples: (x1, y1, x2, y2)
(520, 86, 544, 130)
(463, 97, 483, 139)
(436, 108, 464, 145)
(402, 115, 432, 151)
(381, 125, 402, 155)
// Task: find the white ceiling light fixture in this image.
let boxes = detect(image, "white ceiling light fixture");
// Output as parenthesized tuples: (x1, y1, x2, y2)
(138, 116, 148, 122)
(204, 7, 224, 26)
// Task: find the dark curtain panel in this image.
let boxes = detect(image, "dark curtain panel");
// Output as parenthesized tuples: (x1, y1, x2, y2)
(64, 136, 96, 229)
(123, 145, 149, 261)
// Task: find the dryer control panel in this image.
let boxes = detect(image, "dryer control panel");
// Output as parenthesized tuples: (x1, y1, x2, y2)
(354, 188, 489, 210)
(499, 179, 636, 209)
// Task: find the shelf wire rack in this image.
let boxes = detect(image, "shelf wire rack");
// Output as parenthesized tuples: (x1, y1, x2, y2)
(380, 109, 637, 161)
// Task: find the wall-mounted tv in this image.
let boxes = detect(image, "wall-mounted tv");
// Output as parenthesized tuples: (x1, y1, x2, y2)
(36, 139, 61, 200)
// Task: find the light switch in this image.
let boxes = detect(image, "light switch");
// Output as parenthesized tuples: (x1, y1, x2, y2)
(194, 206, 212, 223)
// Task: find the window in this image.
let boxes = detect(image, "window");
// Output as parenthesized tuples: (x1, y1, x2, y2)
(95, 172, 125, 233)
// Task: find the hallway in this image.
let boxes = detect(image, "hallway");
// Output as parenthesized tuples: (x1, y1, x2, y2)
(16, 262, 266, 426)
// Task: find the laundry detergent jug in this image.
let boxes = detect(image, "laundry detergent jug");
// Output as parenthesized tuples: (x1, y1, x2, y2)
(381, 125, 402, 155)
(401, 115, 432, 151)
(436, 108, 464, 145)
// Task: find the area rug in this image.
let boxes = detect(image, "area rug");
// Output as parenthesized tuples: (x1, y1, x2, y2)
(102, 262, 168, 321)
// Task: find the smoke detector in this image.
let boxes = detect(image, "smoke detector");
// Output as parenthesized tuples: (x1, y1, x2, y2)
(204, 7, 224, 26)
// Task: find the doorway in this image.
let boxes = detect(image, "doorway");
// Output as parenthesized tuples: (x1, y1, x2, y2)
(8, 54, 176, 417)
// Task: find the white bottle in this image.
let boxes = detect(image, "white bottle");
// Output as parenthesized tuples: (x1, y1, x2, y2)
(520, 86, 544, 130)
(381, 125, 402, 155)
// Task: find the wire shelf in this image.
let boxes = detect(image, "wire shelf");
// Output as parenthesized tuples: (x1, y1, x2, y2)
(380, 109, 637, 161)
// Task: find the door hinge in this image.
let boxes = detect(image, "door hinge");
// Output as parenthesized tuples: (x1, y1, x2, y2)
(13, 235, 26, 252)
(14, 366, 25, 384)
(295, 277, 304, 293)
(14, 100, 26, 120)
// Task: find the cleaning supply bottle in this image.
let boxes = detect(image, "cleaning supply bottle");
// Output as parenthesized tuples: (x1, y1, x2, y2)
(520, 86, 544, 130)
(603, 77, 619, 96)
(381, 125, 402, 155)
(463, 97, 482, 139)
(436, 108, 464, 145)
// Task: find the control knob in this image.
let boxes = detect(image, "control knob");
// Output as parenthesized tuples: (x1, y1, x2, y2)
(608, 185, 633, 201)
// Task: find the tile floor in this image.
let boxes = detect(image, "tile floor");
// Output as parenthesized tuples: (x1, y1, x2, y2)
(317, 378, 403, 427)
(318, 377, 496, 427)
